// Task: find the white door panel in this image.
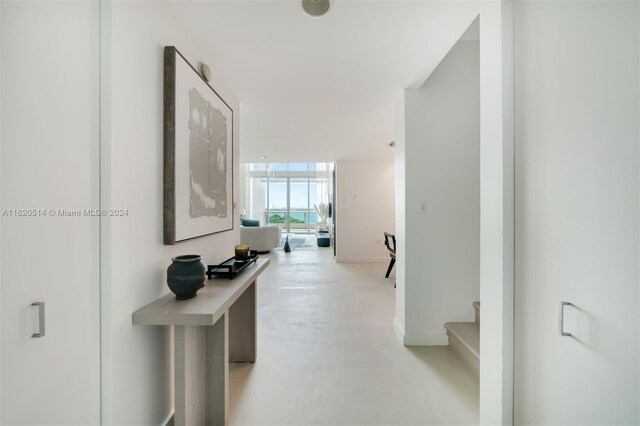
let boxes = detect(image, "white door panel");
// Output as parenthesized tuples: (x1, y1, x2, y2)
(515, 2, 639, 424)
(1, 1, 100, 424)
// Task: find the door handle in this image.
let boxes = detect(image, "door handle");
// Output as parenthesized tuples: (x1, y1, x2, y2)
(31, 301, 45, 338)
(559, 301, 573, 337)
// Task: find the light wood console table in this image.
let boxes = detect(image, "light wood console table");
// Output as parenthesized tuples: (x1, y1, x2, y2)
(132, 258, 270, 426)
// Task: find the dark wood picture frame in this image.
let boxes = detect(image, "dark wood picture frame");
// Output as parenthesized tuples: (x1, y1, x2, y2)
(163, 46, 234, 245)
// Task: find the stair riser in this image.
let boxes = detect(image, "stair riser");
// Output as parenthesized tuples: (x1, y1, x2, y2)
(448, 332, 479, 378)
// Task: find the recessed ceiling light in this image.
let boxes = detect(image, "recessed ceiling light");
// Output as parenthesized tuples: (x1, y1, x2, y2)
(302, 0, 331, 17)
(260, 156, 268, 159)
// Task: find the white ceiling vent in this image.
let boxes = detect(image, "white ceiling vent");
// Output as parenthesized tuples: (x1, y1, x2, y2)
(302, 0, 330, 17)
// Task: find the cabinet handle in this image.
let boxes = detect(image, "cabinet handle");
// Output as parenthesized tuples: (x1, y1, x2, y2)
(31, 302, 45, 338)
(559, 301, 573, 337)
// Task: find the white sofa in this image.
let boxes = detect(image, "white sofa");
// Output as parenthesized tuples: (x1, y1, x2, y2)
(240, 225, 281, 252)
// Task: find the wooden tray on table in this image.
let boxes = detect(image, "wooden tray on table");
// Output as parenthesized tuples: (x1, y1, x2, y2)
(206, 250, 259, 280)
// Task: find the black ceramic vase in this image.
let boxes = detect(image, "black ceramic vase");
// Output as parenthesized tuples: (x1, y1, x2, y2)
(167, 255, 206, 300)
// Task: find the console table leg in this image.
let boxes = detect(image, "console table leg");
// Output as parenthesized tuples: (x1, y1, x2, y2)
(228, 280, 257, 363)
(174, 314, 228, 426)
(206, 315, 228, 425)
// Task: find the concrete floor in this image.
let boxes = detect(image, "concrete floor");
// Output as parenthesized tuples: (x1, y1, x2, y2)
(229, 249, 479, 425)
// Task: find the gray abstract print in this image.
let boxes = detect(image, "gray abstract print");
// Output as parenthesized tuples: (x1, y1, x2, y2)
(188, 87, 228, 218)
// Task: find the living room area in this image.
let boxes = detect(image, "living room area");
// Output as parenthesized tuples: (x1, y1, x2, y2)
(237, 106, 397, 264)
(237, 92, 399, 265)
(238, 162, 337, 253)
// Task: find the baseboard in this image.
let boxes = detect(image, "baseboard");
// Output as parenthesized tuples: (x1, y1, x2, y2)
(161, 411, 174, 426)
(393, 318, 405, 343)
(393, 319, 450, 346)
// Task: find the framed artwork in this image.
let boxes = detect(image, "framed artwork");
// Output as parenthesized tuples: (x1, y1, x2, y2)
(163, 46, 234, 245)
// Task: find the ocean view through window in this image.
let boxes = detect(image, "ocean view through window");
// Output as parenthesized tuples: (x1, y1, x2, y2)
(245, 163, 334, 235)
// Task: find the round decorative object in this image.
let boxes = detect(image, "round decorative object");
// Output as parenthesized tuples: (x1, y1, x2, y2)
(235, 244, 251, 261)
(167, 255, 206, 300)
(199, 62, 212, 82)
(301, 0, 330, 17)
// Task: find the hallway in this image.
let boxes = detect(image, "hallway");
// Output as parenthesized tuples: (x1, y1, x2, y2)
(229, 250, 478, 425)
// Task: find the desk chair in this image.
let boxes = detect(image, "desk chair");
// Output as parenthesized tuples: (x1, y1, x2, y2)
(384, 232, 396, 286)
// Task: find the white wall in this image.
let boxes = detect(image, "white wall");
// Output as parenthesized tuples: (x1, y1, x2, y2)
(335, 160, 395, 263)
(394, 8, 514, 420)
(238, 163, 250, 218)
(251, 181, 266, 224)
(394, 94, 407, 335)
(396, 39, 480, 345)
(102, 2, 240, 424)
(514, 2, 639, 423)
(478, 3, 515, 423)
(0, 0, 4, 420)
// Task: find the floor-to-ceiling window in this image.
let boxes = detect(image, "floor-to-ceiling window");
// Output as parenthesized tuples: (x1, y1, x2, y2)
(247, 162, 334, 235)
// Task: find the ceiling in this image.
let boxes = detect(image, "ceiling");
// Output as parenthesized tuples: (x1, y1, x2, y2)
(239, 102, 396, 162)
(164, 0, 480, 161)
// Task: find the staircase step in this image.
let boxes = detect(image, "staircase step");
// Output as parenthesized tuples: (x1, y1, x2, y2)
(473, 301, 480, 324)
(445, 322, 479, 378)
